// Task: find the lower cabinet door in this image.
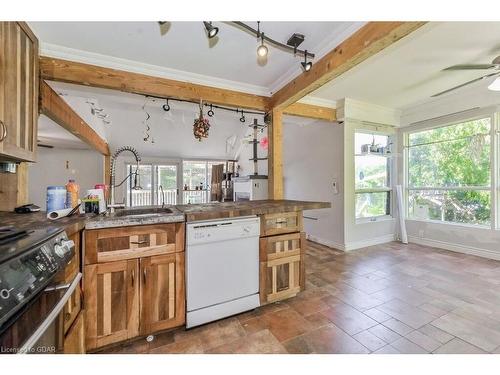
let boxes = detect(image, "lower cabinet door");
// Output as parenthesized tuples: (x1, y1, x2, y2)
(140, 253, 185, 335)
(64, 312, 85, 354)
(260, 253, 303, 304)
(84, 260, 139, 350)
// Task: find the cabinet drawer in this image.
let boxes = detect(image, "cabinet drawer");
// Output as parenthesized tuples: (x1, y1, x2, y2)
(63, 283, 82, 335)
(260, 212, 302, 236)
(84, 223, 185, 264)
(260, 232, 305, 261)
(260, 254, 304, 304)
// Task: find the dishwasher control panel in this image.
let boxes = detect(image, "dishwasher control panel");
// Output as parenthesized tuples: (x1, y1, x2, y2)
(187, 216, 260, 245)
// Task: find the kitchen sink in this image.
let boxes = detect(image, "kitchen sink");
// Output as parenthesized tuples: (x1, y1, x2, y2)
(114, 207, 174, 218)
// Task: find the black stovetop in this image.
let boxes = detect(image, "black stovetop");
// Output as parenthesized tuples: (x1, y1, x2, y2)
(0, 226, 63, 264)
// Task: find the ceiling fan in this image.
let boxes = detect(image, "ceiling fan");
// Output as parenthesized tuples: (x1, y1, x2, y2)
(431, 55, 500, 97)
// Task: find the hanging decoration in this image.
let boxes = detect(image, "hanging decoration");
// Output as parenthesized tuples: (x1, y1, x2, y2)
(260, 136, 269, 150)
(142, 100, 154, 143)
(193, 99, 211, 141)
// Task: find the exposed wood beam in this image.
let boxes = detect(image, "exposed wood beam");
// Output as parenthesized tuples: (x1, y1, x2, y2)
(268, 108, 283, 199)
(268, 22, 426, 111)
(40, 81, 110, 155)
(284, 102, 336, 122)
(40, 57, 267, 111)
(39, 56, 337, 122)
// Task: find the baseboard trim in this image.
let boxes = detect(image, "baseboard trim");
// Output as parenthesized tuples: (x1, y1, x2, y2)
(306, 234, 345, 251)
(408, 236, 500, 261)
(344, 234, 396, 251)
(306, 234, 396, 252)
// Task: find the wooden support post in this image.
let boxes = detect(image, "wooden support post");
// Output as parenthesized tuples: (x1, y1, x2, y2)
(268, 108, 283, 200)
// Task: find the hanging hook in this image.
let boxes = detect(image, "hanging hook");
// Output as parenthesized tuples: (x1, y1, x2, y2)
(239, 110, 246, 123)
(207, 104, 214, 117)
(162, 99, 170, 112)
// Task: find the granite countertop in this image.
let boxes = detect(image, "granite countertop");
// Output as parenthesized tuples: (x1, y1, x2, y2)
(84, 206, 185, 230)
(0, 200, 330, 232)
(176, 200, 330, 222)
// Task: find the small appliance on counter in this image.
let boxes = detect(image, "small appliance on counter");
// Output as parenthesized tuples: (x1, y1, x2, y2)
(14, 204, 41, 214)
(233, 176, 268, 201)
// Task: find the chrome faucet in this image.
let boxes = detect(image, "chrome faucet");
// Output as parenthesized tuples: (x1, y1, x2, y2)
(159, 185, 165, 208)
(109, 146, 142, 213)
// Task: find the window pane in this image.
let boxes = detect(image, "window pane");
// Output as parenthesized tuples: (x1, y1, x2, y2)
(355, 155, 389, 189)
(157, 165, 177, 205)
(408, 134, 490, 188)
(355, 133, 389, 154)
(127, 165, 152, 207)
(356, 192, 390, 218)
(409, 118, 490, 147)
(408, 189, 490, 226)
(183, 161, 208, 204)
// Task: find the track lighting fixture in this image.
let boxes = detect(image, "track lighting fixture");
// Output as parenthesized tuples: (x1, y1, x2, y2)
(239, 110, 246, 123)
(257, 33, 268, 58)
(207, 104, 215, 117)
(203, 21, 219, 39)
(301, 50, 312, 72)
(162, 99, 170, 111)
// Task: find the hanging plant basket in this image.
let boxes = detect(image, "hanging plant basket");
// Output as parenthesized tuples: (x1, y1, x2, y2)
(193, 100, 211, 141)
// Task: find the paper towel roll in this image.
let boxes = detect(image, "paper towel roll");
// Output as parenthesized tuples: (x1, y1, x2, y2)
(47, 207, 74, 220)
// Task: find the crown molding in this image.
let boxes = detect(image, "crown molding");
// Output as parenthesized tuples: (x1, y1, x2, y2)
(40, 42, 271, 97)
(298, 96, 337, 108)
(268, 22, 366, 95)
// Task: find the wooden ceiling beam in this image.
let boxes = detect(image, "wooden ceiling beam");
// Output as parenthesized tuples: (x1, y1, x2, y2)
(40, 56, 268, 111)
(284, 102, 336, 122)
(39, 56, 337, 122)
(40, 81, 110, 155)
(268, 22, 427, 111)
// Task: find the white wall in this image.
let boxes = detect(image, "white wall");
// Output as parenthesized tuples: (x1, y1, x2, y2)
(283, 116, 344, 248)
(28, 147, 104, 210)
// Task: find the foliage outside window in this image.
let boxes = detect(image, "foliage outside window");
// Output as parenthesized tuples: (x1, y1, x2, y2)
(355, 132, 392, 219)
(406, 118, 491, 226)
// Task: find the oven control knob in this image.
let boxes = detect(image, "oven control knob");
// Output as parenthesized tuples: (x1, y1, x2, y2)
(54, 240, 74, 258)
(0, 288, 13, 300)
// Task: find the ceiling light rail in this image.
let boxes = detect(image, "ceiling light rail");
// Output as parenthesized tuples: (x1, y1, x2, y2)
(227, 21, 315, 59)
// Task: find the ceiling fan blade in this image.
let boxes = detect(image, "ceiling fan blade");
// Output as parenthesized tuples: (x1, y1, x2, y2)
(431, 72, 500, 97)
(443, 64, 498, 70)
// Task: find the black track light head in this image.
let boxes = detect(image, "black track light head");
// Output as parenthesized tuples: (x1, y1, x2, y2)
(203, 21, 219, 39)
(301, 50, 312, 72)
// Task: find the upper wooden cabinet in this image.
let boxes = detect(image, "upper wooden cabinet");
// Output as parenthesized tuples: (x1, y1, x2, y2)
(0, 22, 39, 162)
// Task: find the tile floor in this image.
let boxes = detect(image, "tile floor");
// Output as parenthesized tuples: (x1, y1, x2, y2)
(99, 240, 500, 354)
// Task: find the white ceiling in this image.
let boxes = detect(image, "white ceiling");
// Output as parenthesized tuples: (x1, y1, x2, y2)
(29, 21, 364, 97)
(38, 114, 90, 150)
(311, 22, 500, 110)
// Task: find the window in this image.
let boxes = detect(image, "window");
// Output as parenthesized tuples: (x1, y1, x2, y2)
(355, 132, 392, 219)
(126, 163, 178, 206)
(406, 117, 491, 226)
(182, 160, 225, 204)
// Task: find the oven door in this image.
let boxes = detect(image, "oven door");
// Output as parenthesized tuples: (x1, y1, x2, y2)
(0, 272, 81, 354)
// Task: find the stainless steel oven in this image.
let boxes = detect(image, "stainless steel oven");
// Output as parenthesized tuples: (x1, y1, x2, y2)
(0, 227, 77, 354)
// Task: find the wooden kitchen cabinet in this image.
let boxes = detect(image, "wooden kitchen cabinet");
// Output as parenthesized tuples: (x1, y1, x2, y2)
(0, 22, 39, 162)
(84, 222, 185, 264)
(83, 223, 185, 350)
(140, 253, 185, 334)
(260, 211, 302, 237)
(84, 259, 139, 350)
(64, 312, 85, 354)
(63, 283, 82, 335)
(259, 212, 306, 305)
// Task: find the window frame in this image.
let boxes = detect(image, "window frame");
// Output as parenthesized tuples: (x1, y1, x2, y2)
(354, 130, 394, 222)
(403, 112, 498, 229)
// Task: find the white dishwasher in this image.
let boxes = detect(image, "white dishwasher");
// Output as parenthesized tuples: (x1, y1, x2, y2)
(186, 216, 260, 328)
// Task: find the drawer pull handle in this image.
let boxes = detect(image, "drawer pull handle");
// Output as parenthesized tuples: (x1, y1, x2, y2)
(275, 220, 288, 224)
(143, 268, 147, 284)
(130, 240, 148, 245)
(0, 120, 7, 142)
(131, 269, 135, 287)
